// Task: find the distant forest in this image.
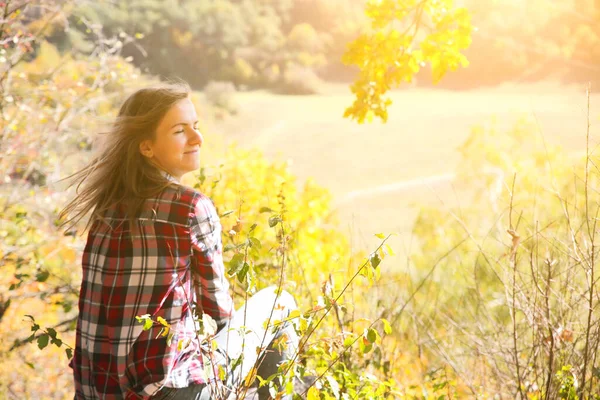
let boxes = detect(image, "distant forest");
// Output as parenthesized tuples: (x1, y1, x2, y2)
(44, 0, 600, 91)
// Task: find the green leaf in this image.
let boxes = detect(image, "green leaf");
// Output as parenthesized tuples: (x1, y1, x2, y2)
(37, 334, 49, 350)
(375, 233, 386, 239)
(367, 328, 379, 344)
(25, 361, 35, 369)
(268, 215, 281, 227)
(343, 335, 355, 348)
(65, 348, 73, 359)
(136, 314, 154, 331)
(223, 244, 236, 252)
(230, 354, 243, 372)
(227, 253, 245, 275)
(46, 328, 57, 339)
(157, 316, 169, 327)
(382, 318, 392, 335)
(60, 301, 73, 313)
(220, 210, 235, 218)
(359, 265, 373, 281)
(249, 223, 257, 232)
(135, 314, 149, 322)
(370, 252, 381, 268)
(259, 207, 273, 213)
(359, 336, 373, 354)
(24, 333, 36, 344)
(237, 262, 249, 284)
(244, 269, 255, 293)
(157, 327, 169, 339)
(36, 270, 50, 282)
(249, 237, 262, 249)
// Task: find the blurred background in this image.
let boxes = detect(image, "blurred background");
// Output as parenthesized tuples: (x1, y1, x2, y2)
(1, 0, 600, 398)
(52, 0, 600, 249)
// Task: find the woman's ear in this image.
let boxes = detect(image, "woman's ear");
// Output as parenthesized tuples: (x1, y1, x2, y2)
(139, 140, 154, 158)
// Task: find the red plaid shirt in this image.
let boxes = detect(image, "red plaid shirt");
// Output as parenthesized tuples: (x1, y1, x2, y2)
(72, 184, 235, 399)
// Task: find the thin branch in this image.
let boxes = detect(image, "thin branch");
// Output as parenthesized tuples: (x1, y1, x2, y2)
(579, 83, 595, 400)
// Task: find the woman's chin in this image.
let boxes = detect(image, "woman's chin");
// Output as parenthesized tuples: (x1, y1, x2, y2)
(183, 164, 200, 175)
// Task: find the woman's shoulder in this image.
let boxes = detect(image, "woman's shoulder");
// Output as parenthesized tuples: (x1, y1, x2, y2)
(160, 183, 213, 205)
(151, 184, 216, 224)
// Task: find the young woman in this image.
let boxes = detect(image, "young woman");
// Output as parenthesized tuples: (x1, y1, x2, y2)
(60, 83, 299, 400)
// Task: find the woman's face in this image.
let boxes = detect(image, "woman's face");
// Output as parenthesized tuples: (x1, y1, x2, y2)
(139, 97, 203, 181)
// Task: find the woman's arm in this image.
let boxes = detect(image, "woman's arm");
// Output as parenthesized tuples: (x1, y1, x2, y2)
(189, 194, 235, 330)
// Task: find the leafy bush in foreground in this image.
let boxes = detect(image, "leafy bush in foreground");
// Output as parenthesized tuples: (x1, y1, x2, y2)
(407, 112, 600, 398)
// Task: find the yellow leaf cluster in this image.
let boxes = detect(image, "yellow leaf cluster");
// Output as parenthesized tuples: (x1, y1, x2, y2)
(343, 0, 473, 123)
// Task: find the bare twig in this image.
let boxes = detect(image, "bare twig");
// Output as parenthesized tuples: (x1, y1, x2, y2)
(579, 83, 595, 400)
(508, 173, 526, 399)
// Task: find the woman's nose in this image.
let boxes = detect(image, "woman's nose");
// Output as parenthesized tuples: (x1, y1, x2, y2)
(190, 128, 203, 147)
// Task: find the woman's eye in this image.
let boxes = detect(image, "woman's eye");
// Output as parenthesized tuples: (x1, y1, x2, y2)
(175, 129, 184, 134)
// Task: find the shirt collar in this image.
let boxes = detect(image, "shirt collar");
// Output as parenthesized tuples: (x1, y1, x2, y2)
(160, 169, 180, 184)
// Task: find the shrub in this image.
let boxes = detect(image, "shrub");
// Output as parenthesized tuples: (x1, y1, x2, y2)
(406, 114, 600, 398)
(276, 64, 322, 95)
(187, 146, 404, 399)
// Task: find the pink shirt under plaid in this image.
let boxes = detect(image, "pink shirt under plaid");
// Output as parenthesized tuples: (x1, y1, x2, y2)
(72, 184, 235, 399)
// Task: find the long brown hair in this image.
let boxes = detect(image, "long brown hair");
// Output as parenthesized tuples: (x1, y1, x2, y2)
(59, 82, 192, 232)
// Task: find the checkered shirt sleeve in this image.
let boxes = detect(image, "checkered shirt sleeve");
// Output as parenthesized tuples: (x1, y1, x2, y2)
(189, 194, 235, 330)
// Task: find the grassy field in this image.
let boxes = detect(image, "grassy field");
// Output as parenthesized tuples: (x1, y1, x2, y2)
(202, 82, 600, 260)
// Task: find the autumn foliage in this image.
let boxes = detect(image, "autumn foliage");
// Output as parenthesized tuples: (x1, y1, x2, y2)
(2, 1, 600, 399)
